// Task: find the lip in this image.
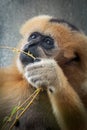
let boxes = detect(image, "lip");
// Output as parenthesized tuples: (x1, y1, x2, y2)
(20, 52, 34, 66)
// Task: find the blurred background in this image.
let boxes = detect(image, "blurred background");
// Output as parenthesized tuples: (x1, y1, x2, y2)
(0, 0, 87, 67)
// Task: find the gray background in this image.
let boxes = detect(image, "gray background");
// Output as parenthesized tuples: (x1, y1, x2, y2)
(0, 0, 87, 67)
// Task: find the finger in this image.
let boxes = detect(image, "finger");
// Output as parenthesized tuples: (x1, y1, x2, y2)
(25, 62, 44, 71)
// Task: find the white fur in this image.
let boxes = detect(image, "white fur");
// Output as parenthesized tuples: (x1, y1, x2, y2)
(24, 59, 58, 89)
(17, 58, 24, 73)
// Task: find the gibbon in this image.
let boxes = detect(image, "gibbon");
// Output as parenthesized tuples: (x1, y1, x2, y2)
(0, 15, 87, 130)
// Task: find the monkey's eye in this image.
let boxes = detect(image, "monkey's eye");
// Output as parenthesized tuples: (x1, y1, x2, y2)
(43, 37, 54, 49)
(28, 32, 39, 41)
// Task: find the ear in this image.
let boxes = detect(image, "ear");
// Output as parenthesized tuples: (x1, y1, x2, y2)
(63, 48, 80, 64)
(64, 49, 76, 59)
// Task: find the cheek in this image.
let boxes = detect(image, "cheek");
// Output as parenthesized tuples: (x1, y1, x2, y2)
(37, 47, 47, 58)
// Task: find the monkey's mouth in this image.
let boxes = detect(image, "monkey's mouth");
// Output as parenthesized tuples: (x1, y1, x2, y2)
(19, 52, 41, 67)
(19, 46, 41, 66)
(19, 52, 35, 66)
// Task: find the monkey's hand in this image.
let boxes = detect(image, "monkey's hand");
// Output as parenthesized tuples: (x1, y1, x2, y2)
(24, 58, 62, 92)
(24, 58, 87, 130)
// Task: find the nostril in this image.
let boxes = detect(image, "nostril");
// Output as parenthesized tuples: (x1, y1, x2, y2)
(28, 42, 39, 48)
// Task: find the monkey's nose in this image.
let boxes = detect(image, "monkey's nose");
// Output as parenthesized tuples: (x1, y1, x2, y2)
(23, 44, 29, 52)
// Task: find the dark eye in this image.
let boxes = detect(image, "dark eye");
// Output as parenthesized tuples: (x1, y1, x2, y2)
(44, 37, 53, 45)
(43, 37, 54, 49)
(28, 32, 39, 41)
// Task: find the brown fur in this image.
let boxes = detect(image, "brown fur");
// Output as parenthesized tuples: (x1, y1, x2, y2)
(0, 15, 87, 130)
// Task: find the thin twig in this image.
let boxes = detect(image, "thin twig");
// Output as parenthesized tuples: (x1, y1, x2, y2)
(17, 89, 40, 110)
(9, 88, 41, 130)
(0, 45, 42, 130)
(1, 88, 42, 130)
(0, 46, 36, 60)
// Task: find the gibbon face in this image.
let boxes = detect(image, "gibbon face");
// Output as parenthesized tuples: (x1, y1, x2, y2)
(17, 15, 87, 96)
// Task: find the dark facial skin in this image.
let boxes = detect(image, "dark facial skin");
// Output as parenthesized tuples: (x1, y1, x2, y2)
(19, 32, 56, 66)
(20, 31, 80, 69)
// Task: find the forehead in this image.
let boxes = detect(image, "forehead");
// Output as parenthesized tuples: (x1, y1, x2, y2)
(21, 16, 80, 47)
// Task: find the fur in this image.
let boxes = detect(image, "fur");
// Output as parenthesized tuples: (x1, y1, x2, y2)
(0, 15, 87, 130)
